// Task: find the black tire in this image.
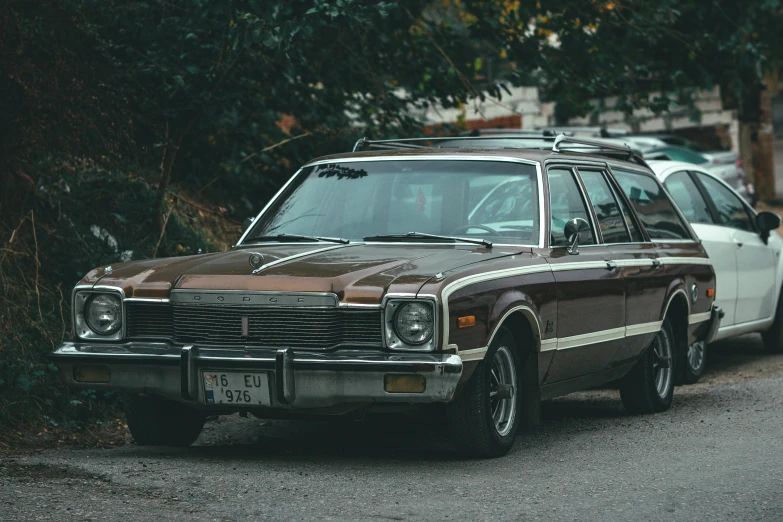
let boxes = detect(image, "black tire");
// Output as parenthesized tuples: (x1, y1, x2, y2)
(124, 394, 205, 447)
(762, 292, 783, 353)
(445, 327, 523, 458)
(620, 318, 676, 414)
(682, 340, 707, 384)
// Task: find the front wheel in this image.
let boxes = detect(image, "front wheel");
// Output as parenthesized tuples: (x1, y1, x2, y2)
(125, 394, 205, 447)
(445, 327, 523, 458)
(620, 318, 675, 414)
(683, 340, 707, 384)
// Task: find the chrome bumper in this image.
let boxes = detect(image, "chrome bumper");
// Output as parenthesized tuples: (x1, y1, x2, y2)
(50, 342, 463, 409)
(705, 306, 724, 344)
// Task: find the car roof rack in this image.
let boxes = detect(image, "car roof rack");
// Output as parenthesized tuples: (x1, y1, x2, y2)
(352, 134, 647, 166)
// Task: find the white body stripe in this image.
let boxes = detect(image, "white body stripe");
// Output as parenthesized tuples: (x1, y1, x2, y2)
(688, 311, 712, 324)
(458, 313, 707, 362)
(658, 256, 713, 266)
(443, 256, 713, 353)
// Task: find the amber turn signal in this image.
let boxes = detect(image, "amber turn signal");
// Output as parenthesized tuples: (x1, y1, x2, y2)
(384, 374, 426, 393)
(457, 315, 476, 328)
(706, 288, 716, 298)
(73, 366, 111, 383)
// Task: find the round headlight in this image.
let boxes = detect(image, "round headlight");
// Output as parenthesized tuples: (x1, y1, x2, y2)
(85, 294, 122, 335)
(393, 302, 434, 345)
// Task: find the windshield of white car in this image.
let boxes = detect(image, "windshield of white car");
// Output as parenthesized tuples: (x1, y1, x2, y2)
(242, 159, 540, 246)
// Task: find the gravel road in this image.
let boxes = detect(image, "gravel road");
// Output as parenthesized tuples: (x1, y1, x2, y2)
(3, 335, 783, 521)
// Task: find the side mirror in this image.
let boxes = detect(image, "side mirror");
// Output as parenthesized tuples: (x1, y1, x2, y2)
(756, 211, 781, 245)
(243, 216, 255, 232)
(564, 217, 591, 255)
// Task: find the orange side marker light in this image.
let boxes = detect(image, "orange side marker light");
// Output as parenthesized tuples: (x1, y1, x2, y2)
(706, 288, 715, 298)
(457, 315, 476, 328)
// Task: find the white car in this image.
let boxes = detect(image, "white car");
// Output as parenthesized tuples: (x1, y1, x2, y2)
(649, 160, 783, 382)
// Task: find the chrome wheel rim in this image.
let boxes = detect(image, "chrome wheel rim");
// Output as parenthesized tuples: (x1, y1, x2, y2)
(687, 341, 706, 372)
(652, 327, 673, 399)
(489, 345, 517, 437)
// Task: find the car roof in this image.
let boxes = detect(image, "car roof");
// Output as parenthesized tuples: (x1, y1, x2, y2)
(307, 146, 649, 170)
(646, 159, 718, 180)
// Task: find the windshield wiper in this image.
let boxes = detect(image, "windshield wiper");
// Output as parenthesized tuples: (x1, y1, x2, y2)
(244, 233, 349, 245)
(363, 232, 492, 248)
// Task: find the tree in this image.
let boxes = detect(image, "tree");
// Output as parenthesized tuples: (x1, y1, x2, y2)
(459, 0, 783, 199)
(68, 0, 507, 236)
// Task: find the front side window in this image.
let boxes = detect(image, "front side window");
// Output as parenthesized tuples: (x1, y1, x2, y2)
(696, 173, 753, 231)
(613, 169, 691, 240)
(578, 169, 631, 243)
(548, 168, 595, 247)
(245, 160, 540, 245)
(664, 171, 713, 225)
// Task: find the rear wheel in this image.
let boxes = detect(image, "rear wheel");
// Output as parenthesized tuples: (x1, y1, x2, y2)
(683, 340, 707, 384)
(446, 327, 523, 458)
(620, 318, 675, 413)
(125, 394, 205, 447)
(762, 292, 783, 353)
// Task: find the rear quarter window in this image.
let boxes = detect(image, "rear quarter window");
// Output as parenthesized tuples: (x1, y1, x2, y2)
(612, 168, 692, 240)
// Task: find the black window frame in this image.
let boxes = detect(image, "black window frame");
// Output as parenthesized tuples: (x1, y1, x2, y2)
(545, 164, 601, 248)
(574, 166, 639, 244)
(689, 170, 758, 233)
(607, 165, 696, 242)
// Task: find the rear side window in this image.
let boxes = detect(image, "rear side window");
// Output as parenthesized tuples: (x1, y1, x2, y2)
(578, 169, 631, 243)
(664, 171, 713, 225)
(613, 169, 691, 240)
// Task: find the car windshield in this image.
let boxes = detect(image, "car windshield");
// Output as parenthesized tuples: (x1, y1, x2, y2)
(244, 159, 540, 245)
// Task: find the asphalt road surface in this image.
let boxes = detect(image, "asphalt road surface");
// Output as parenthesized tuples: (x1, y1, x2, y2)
(3, 335, 783, 521)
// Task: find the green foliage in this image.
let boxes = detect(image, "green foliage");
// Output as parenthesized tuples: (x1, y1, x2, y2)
(0, 0, 507, 433)
(461, 0, 783, 119)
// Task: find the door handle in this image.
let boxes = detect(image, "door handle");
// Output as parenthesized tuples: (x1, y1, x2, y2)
(605, 260, 618, 270)
(734, 239, 744, 248)
(652, 259, 662, 270)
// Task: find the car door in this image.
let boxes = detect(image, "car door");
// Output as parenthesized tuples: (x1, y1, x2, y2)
(663, 170, 739, 327)
(577, 167, 668, 366)
(543, 165, 626, 383)
(694, 172, 777, 324)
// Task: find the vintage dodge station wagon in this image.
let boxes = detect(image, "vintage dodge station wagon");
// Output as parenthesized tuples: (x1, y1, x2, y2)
(52, 135, 721, 457)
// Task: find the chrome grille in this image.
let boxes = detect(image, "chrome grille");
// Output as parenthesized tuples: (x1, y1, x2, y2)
(126, 302, 382, 349)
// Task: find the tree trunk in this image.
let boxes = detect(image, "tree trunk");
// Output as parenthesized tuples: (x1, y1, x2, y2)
(739, 81, 776, 202)
(152, 131, 184, 237)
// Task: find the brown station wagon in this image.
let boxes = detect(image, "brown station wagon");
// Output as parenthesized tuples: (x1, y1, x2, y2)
(52, 135, 721, 457)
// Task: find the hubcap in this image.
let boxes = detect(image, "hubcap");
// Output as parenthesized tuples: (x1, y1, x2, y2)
(489, 345, 517, 437)
(652, 327, 673, 399)
(687, 341, 706, 372)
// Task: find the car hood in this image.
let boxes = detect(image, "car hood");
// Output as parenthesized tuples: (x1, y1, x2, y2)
(87, 244, 526, 305)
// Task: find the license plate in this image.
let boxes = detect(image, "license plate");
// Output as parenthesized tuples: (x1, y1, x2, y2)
(202, 371, 271, 406)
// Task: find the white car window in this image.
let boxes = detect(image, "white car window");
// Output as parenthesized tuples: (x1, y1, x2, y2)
(696, 174, 754, 232)
(664, 171, 713, 225)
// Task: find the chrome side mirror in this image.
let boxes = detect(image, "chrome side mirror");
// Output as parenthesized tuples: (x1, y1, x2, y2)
(564, 218, 591, 255)
(756, 211, 781, 245)
(243, 216, 255, 232)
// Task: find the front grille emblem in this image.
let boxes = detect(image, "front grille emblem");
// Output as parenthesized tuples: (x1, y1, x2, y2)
(241, 316, 249, 337)
(249, 253, 265, 269)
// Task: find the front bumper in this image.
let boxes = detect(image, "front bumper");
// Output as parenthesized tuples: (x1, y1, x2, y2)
(50, 342, 463, 409)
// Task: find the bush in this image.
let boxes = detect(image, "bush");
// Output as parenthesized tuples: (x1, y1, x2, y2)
(0, 158, 223, 441)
